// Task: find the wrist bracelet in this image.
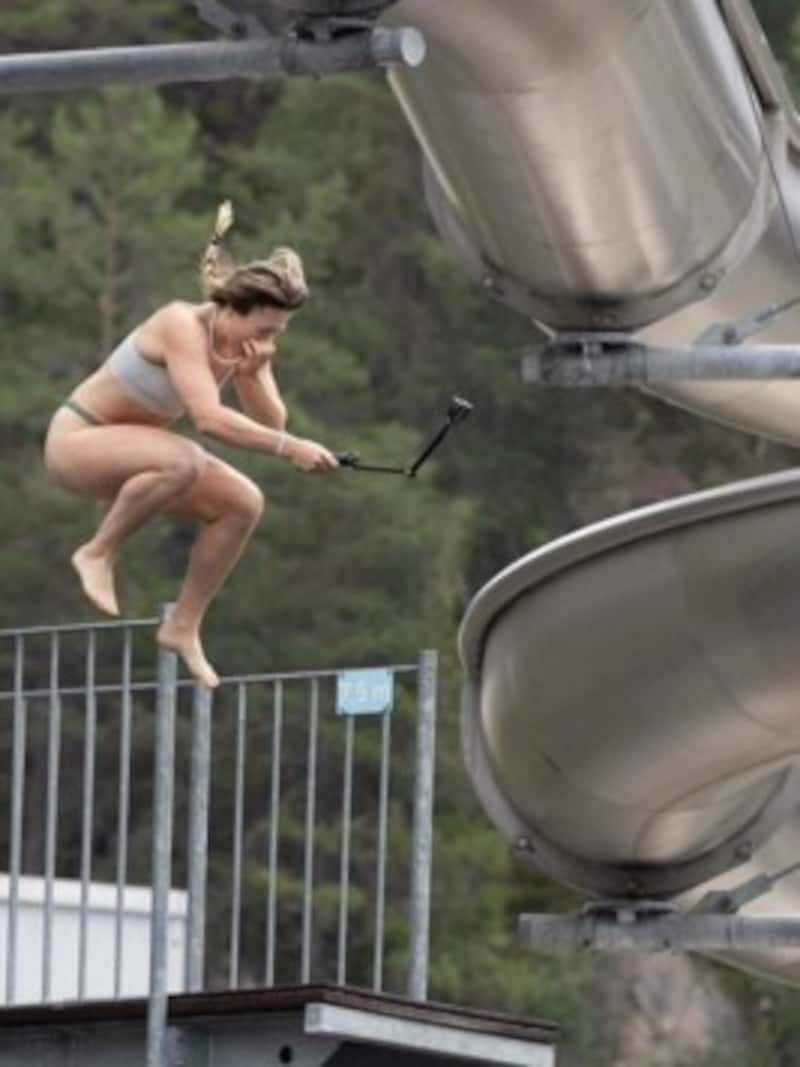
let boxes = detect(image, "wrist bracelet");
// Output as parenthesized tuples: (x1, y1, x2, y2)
(276, 432, 288, 456)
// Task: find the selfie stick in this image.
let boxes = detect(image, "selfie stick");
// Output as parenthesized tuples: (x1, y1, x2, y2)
(336, 396, 473, 477)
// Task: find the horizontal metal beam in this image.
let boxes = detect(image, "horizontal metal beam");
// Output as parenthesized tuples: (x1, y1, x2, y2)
(0, 28, 425, 95)
(522, 334, 800, 385)
(305, 1002, 555, 1067)
(520, 910, 800, 952)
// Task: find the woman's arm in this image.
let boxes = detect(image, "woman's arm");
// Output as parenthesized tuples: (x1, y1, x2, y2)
(233, 359, 288, 430)
(159, 306, 336, 471)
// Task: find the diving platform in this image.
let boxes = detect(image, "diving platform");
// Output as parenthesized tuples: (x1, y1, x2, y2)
(0, 629, 560, 1064)
(0, 984, 558, 1067)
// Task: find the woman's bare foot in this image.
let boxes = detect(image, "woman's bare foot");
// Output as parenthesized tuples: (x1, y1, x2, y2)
(156, 619, 219, 688)
(71, 544, 119, 617)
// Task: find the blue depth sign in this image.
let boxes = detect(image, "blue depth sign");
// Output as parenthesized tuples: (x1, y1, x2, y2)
(336, 669, 394, 716)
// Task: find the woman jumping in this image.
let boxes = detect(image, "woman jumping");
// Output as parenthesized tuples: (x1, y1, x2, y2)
(44, 203, 338, 687)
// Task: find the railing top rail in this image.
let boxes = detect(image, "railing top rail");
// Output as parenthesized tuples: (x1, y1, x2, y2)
(220, 664, 419, 683)
(0, 663, 419, 701)
(0, 617, 160, 638)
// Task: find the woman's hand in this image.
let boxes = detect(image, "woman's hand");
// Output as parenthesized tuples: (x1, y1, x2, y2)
(235, 338, 275, 377)
(284, 435, 339, 472)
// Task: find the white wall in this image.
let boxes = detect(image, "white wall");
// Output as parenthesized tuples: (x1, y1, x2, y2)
(0, 874, 187, 1004)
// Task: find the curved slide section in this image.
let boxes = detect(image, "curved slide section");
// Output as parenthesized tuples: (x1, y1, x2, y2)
(458, 471, 800, 981)
(384, 0, 778, 330)
(383, 0, 800, 447)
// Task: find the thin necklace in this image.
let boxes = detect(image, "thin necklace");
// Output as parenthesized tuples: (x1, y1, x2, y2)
(207, 305, 239, 376)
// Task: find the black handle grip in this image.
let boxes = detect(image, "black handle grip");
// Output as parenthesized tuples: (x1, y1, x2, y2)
(335, 451, 361, 468)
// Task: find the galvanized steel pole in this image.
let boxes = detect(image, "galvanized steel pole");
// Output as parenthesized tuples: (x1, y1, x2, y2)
(5, 638, 26, 1006)
(523, 339, 800, 386)
(42, 633, 62, 1003)
(147, 636, 178, 1067)
(185, 683, 213, 992)
(114, 627, 134, 999)
(407, 649, 438, 1001)
(520, 911, 800, 952)
(78, 630, 98, 1000)
(0, 28, 425, 95)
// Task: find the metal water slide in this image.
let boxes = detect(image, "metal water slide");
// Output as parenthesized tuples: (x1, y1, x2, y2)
(380, 0, 800, 981)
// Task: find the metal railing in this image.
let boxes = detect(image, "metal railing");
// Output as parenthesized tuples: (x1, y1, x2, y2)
(0, 615, 438, 1066)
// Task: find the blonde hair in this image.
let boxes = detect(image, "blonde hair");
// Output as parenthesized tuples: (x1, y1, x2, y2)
(200, 201, 308, 312)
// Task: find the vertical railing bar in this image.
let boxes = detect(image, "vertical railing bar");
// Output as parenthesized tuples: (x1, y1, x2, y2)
(407, 650, 438, 1001)
(147, 638, 178, 1067)
(114, 626, 133, 998)
(265, 680, 283, 987)
(373, 705, 392, 992)
(300, 677, 319, 983)
(78, 629, 97, 999)
(6, 635, 26, 1005)
(185, 682, 212, 993)
(337, 714, 354, 987)
(42, 630, 61, 1002)
(229, 682, 247, 988)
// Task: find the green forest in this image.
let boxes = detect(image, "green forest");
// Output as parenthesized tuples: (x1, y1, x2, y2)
(3, 2, 800, 1064)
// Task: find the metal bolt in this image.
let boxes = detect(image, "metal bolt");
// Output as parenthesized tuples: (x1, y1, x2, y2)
(515, 836, 531, 851)
(699, 271, 718, 292)
(735, 841, 753, 861)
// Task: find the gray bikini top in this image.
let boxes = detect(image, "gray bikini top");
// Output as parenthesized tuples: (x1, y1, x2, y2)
(106, 331, 188, 418)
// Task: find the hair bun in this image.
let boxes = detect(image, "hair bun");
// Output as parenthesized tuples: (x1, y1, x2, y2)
(263, 247, 308, 307)
(200, 205, 309, 310)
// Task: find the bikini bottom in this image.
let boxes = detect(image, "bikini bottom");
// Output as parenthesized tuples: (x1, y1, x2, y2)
(62, 398, 105, 426)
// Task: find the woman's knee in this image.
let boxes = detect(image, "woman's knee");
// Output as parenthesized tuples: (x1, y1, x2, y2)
(230, 478, 265, 526)
(165, 442, 207, 492)
(179, 461, 265, 525)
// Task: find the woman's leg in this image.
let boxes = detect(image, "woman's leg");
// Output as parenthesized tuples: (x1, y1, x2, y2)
(72, 463, 208, 615)
(45, 411, 207, 615)
(157, 456, 265, 687)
